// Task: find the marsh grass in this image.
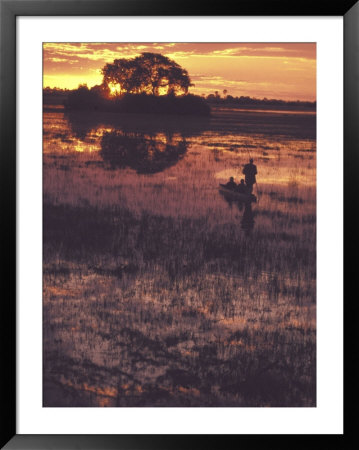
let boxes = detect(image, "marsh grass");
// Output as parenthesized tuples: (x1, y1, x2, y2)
(43, 106, 316, 407)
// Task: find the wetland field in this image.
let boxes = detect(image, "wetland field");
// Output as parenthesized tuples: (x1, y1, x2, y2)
(43, 105, 316, 407)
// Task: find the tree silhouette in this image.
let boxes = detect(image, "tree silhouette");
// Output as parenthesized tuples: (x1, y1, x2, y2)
(102, 53, 193, 96)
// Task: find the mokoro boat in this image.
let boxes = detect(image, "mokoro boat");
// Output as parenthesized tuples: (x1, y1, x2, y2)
(219, 184, 257, 203)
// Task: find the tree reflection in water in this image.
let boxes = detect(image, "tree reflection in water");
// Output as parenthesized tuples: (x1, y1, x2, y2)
(65, 110, 210, 141)
(64, 110, 213, 174)
(100, 131, 188, 174)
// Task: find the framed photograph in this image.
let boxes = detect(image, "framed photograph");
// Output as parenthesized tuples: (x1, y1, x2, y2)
(1, 1, 356, 448)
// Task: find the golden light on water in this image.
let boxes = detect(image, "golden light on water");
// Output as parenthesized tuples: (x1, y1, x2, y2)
(215, 169, 316, 187)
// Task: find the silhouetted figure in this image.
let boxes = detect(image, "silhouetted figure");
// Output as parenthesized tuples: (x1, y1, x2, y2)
(236, 179, 247, 194)
(225, 177, 237, 190)
(243, 158, 257, 193)
(241, 202, 255, 235)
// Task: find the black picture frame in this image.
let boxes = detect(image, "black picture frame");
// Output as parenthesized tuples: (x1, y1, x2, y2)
(1, 1, 356, 448)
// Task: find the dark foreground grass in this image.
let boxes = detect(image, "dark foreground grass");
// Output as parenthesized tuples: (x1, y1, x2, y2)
(43, 202, 316, 407)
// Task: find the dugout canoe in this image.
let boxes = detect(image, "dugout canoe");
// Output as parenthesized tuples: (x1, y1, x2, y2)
(219, 184, 257, 203)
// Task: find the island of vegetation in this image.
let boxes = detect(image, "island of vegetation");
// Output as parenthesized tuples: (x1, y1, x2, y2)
(44, 52, 316, 115)
(62, 53, 211, 116)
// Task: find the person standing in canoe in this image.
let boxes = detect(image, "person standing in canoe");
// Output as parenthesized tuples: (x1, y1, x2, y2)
(243, 158, 257, 193)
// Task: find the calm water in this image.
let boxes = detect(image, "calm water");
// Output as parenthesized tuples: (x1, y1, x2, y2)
(43, 106, 316, 407)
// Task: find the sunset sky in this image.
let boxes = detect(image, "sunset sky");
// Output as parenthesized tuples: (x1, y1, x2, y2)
(43, 43, 316, 101)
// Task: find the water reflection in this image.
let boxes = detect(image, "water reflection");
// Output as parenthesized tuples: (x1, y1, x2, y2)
(219, 188, 256, 234)
(241, 202, 255, 235)
(100, 131, 188, 173)
(65, 106, 316, 143)
(65, 110, 211, 141)
(43, 106, 316, 407)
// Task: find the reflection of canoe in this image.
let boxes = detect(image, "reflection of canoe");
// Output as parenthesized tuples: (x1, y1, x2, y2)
(219, 184, 257, 203)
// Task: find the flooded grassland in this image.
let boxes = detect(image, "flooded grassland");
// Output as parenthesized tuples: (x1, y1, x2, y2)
(43, 106, 316, 407)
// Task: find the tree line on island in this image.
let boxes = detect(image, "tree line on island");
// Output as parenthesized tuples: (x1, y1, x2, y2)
(43, 52, 316, 115)
(63, 53, 209, 116)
